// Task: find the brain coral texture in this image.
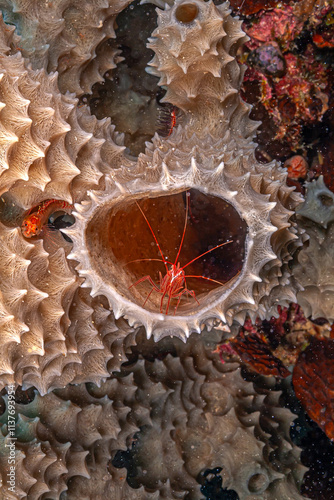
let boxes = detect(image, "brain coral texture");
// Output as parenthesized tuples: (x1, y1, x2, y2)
(0, 0, 309, 498)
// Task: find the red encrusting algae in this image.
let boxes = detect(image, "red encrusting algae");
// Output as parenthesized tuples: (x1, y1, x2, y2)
(293, 337, 334, 441)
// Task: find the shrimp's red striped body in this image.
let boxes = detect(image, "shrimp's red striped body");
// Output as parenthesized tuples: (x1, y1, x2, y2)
(128, 192, 233, 315)
(21, 199, 74, 238)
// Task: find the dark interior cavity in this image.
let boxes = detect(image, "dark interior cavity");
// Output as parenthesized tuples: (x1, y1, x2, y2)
(81, 0, 162, 157)
(247, 473, 268, 493)
(86, 189, 247, 315)
(175, 3, 199, 23)
(319, 194, 333, 207)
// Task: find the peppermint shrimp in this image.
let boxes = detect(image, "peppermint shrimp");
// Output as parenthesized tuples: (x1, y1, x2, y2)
(21, 199, 74, 238)
(127, 191, 234, 315)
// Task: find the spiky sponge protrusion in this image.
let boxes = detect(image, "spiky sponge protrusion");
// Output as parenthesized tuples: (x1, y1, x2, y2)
(147, 0, 249, 136)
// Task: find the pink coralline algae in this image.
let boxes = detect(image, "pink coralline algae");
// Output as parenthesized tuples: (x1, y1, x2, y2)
(274, 52, 328, 123)
(241, 4, 330, 152)
(245, 6, 304, 50)
(284, 155, 309, 181)
(243, 48, 328, 148)
(247, 42, 286, 77)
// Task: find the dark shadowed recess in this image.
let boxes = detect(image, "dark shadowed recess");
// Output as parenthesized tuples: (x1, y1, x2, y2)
(105, 189, 247, 312)
(81, 0, 163, 157)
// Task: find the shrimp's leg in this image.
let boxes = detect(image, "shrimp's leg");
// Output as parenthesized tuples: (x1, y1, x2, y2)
(160, 287, 170, 314)
(129, 275, 160, 291)
(158, 271, 173, 314)
(174, 288, 199, 315)
(165, 290, 173, 315)
(129, 275, 161, 310)
(165, 284, 186, 315)
(142, 287, 155, 308)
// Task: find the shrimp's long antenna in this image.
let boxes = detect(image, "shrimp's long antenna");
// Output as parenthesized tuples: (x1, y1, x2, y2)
(185, 270, 241, 287)
(135, 201, 169, 273)
(174, 190, 189, 266)
(184, 275, 226, 286)
(123, 258, 174, 267)
(237, 0, 246, 13)
(182, 240, 233, 270)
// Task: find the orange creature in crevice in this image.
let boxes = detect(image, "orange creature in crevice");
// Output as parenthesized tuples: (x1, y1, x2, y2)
(21, 199, 74, 238)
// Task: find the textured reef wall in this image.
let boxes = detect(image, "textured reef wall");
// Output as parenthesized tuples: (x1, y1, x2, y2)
(0, 330, 308, 499)
(0, 0, 333, 498)
(0, 0, 307, 390)
(294, 176, 334, 322)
